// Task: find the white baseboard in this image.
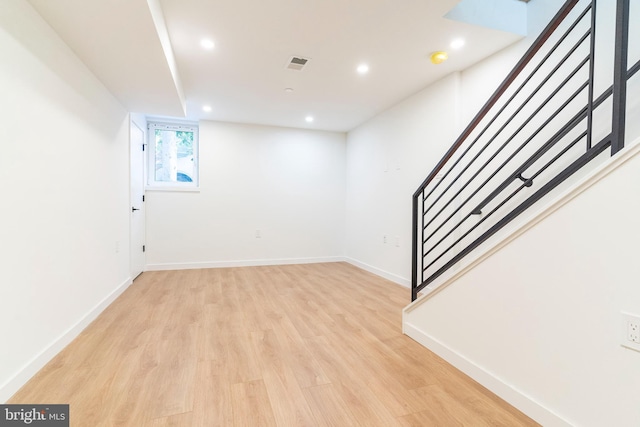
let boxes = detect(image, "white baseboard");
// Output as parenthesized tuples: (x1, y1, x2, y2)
(403, 321, 572, 427)
(145, 256, 345, 271)
(145, 257, 412, 291)
(0, 277, 133, 403)
(344, 257, 410, 288)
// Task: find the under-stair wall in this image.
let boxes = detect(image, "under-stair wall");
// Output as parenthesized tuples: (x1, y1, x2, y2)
(403, 136, 640, 426)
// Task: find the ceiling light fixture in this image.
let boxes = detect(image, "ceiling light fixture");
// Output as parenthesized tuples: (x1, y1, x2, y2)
(305, 116, 314, 123)
(200, 39, 215, 50)
(202, 105, 212, 112)
(451, 39, 466, 50)
(284, 88, 294, 93)
(357, 63, 369, 74)
(430, 51, 448, 64)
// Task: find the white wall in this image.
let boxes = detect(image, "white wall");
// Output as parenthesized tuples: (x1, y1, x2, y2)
(0, 0, 131, 401)
(342, 7, 535, 285)
(145, 121, 346, 269)
(344, 74, 462, 285)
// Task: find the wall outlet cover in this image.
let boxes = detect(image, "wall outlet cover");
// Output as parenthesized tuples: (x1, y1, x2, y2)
(621, 312, 640, 352)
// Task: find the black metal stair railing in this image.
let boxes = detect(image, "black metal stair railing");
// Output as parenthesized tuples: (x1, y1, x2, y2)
(411, 0, 637, 301)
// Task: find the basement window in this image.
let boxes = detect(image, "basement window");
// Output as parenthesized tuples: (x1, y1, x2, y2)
(147, 121, 199, 189)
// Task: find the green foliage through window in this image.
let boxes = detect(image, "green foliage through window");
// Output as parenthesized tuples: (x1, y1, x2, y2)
(148, 122, 198, 187)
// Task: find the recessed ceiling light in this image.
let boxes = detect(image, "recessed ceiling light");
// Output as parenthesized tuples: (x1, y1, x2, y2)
(200, 39, 215, 50)
(357, 63, 370, 74)
(202, 105, 212, 112)
(284, 88, 294, 93)
(451, 39, 466, 50)
(305, 116, 314, 123)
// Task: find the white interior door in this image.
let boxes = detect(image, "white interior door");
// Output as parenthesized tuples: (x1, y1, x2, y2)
(130, 120, 146, 279)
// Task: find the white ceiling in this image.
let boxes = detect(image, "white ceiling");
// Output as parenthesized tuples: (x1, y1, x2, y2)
(26, 0, 525, 132)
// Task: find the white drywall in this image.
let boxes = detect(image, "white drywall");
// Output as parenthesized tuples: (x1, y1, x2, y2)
(0, 0, 131, 401)
(145, 121, 346, 269)
(343, 10, 534, 285)
(345, 73, 462, 285)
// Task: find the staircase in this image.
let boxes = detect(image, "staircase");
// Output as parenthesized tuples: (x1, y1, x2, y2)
(403, 0, 640, 425)
(411, 0, 638, 301)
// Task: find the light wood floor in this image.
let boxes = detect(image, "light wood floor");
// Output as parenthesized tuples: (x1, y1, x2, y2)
(10, 263, 538, 426)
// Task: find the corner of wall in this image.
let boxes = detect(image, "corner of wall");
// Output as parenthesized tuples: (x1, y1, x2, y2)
(0, 278, 132, 403)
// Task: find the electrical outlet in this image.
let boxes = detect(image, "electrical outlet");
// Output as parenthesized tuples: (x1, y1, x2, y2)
(255, 229, 261, 238)
(629, 319, 640, 343)
(383, 235, 387, 244)
(621, 312, 640, 352)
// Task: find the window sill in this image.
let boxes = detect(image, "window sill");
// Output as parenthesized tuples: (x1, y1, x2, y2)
(145, 186, 200, 193)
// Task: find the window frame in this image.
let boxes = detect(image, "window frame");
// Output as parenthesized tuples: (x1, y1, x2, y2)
(146, 121, 199, 190)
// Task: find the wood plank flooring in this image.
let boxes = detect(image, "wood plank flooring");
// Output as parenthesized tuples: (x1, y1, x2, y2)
(9, 263, 539, 426)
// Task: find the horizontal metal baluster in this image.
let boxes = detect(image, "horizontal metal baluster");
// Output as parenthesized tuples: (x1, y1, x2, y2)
(423, 65, 589, 246)
(419, 136, 612, 291)
(424, 130, 586, 273)
(412, 0, 580, 202)
(472, 113, 590, 216)
(421, 57, 640, 274)
(422, 30, 591, 221)
(473, 58, 589, 215)
(414, 8, 640, 297)
(419, 4, 592, 207)
(423, 78, 589, 259)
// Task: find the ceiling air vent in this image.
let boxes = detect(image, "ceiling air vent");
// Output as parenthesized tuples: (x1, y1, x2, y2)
(286, 56, 311, 71)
